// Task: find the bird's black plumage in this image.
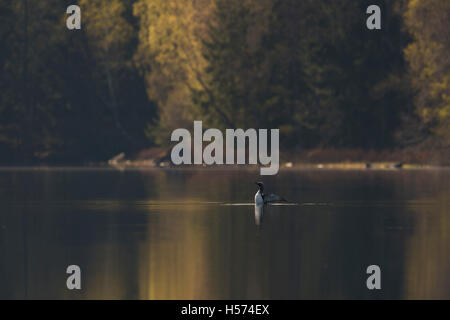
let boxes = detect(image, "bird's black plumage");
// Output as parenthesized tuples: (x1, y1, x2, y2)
(255, 182, 287, 204)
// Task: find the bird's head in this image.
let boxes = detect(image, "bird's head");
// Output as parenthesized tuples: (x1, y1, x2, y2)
(255, 181, 264, 191)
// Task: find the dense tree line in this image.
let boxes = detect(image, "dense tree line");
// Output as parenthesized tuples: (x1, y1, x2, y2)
(0, 0, 155, 164)
(192, 0, 410, 149)
(0, 0, 448, 164)
(403, 0, 450, 146)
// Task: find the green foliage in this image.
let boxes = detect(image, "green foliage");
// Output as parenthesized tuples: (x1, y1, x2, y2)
(0, 0, 155, 163)
(0, 0, 68, 161)
(192, 0, 256, 129)
(194, 0, 411, 149)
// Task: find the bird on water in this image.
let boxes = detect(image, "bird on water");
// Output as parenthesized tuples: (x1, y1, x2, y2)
(254, 182, 287, 205)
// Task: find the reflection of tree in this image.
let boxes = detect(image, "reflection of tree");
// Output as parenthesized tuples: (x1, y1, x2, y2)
(404, 189, 450, 299)
(136, 169, 235, 299)
(135, 170, 418, 299)
(3, 170, 448, 299)
(138, 204, 212, 299)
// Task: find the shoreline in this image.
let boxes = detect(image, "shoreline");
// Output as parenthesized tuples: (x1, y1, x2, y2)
(0, 162, 448, 172)
(105, 146, 450, 169)
(1, 147, 448, 170)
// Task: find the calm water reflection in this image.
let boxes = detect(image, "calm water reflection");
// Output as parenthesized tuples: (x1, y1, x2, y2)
(0, 168, 449, 299)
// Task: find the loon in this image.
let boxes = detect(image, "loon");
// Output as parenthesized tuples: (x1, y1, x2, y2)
(255, 182, 287, 205)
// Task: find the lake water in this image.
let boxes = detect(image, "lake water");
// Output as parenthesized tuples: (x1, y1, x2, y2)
(0, 168, 449, 299)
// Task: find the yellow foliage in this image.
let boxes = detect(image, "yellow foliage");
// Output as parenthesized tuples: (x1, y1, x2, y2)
(79, 0, 133, 65)
(404, 0, 450, 144)
(133, 0, 214, 140)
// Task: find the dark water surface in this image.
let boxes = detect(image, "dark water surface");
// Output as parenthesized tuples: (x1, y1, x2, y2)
(0, 168, 449, 299)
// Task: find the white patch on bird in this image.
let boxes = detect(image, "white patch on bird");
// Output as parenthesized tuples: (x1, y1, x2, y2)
(255, 190, 264, 205)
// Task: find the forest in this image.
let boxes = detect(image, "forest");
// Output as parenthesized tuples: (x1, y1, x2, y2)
(0, 0, 449, 165)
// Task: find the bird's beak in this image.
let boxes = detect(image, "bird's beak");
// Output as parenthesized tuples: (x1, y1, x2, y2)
(254, 182, 258, 185)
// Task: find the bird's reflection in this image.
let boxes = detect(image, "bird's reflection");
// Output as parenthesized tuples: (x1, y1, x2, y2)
(254, 203, 264, 226)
